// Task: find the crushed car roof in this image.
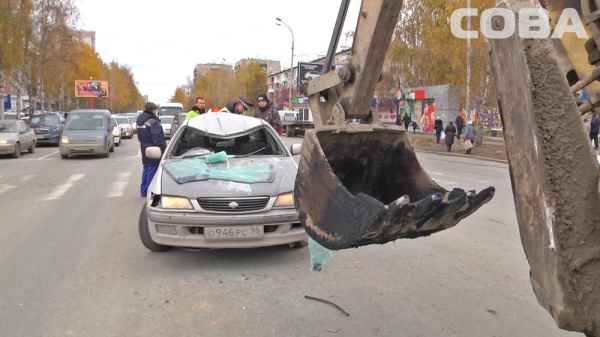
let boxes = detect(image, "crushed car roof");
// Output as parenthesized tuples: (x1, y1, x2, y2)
(183, 112, 268, 136)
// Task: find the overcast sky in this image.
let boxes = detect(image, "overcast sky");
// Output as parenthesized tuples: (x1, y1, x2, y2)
(77, 0, 361, 105)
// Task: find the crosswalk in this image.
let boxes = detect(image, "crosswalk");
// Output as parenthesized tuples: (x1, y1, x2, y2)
(0, 172, 137, 200)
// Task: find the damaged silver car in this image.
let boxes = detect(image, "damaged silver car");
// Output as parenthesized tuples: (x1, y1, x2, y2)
(139, 112, 308, 252)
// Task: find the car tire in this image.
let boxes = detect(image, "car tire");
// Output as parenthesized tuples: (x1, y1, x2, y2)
(28, 141, 35, 153)
(139, 205, 172, 252)
(61, 154, 68, 159)
(109, 142, 115, 153)
(115, 142, 120, 147)
(289, 239, 309, 248)
(12, 143, 21, 158)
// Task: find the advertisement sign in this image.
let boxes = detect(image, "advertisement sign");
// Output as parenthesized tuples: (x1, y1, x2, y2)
(75, 80, 109, 98)
(297, 62, 324, 92)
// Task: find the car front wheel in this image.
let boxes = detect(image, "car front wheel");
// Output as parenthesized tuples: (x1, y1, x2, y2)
(28, 141, 35, 153)
(139, 204, 172, 252)
(12, 143, 21, 158)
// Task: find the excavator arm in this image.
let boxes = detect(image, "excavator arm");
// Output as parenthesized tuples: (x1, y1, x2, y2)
(487, 1, 600, 336)
(294, 0, 599, 336)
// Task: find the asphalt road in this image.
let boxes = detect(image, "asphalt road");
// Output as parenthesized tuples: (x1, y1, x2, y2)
(0, 136, 582, 337)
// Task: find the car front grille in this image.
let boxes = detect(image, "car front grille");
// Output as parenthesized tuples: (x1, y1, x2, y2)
(197, 197, 270, 212)
(34, 129, 48, 135)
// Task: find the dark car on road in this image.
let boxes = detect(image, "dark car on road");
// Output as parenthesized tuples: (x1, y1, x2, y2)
(28, 113, 65, 146)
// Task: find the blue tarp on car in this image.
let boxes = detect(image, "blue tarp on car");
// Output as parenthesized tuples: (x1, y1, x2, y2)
(163, 155, 275, 184)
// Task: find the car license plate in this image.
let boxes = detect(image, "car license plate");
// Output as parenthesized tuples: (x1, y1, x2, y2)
(205, 226, 263, 240)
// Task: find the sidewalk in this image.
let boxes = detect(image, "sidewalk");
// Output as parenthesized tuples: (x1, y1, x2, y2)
(407, 129, 508, 162)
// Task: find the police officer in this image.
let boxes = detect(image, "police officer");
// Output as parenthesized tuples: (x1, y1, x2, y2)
(136, 102, 166, 197)
(254, 93, 282, 134)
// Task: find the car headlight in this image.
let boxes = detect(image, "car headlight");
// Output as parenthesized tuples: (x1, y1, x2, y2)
(161, 195, 193, 210)
(0, 139, 14, 145)
(61, 136, 69, 144)
(274, 192, 294, 207)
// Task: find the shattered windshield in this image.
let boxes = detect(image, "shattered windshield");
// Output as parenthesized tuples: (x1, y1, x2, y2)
(162, 125, 286, 183)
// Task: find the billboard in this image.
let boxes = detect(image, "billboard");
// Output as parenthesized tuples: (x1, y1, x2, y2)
(75, 80, 109, 98)
(297, 62, 324, 92)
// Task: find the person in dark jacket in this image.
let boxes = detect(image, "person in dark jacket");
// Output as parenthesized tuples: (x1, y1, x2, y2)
(455, 115, 465, 140)
(434, 118, 444, 143)
(590, 111, 600, 149)
(254, 93, 282, 134)
(403, 114, 411, 130)
(218, 101, 236, 113)
(444, 121, 457, 152)
(136, 102, 166, 197)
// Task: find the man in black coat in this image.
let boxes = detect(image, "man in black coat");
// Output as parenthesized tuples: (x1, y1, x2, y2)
(136, 102, 166, 197)
(590, 111, 600, 150)
(455, 115, 465, 140)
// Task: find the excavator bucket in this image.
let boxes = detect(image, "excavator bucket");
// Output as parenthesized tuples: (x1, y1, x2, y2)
(294, 124, 495, 250)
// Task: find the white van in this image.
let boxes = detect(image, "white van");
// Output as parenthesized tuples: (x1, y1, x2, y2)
(158, 102, 184, 117)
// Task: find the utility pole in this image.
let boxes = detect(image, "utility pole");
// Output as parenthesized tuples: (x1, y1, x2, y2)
(466, 0, 472, 121)
(276, 18, 294, 110)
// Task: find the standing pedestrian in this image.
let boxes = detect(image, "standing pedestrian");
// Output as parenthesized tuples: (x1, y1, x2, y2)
(464, 120, 476, 154)
(411, 120, 418, 134)
(455, 114, 465, 140)
(136, 102, 166, 197)
(403, 113, 411, 130)
(434, 118, 444, 143)
(185, 97, 206, 120)
(444, 121, 456, 152)
(254, 93, 282, 134)
(590, 111, 600, 149)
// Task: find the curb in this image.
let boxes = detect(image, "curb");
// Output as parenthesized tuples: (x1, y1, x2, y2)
(414, 148, 509, 164)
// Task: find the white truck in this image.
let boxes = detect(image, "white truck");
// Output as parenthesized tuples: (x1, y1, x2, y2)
(280, 108, 314, 137)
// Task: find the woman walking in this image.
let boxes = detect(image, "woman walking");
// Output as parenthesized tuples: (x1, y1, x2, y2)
(444, 121, 456, 152)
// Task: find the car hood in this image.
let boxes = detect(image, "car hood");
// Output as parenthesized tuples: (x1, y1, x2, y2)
(158, 156, 298, 198)
(62, 129, 106, 140)
(0, 133, 18, 141)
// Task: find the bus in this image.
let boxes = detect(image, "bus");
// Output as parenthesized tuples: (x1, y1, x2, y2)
(158, 102, 184, 117)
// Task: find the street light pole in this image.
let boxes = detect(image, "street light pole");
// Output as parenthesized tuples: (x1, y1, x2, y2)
(276, 18, 294, 109)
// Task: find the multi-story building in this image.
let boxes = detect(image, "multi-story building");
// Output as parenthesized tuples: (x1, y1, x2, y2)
(193, 63, 233, 83)
(267, 49, 351, 110)
(76, 30, 96, 50)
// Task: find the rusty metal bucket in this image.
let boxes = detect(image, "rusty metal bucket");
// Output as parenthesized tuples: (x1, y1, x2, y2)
(294, 124, 495, 250)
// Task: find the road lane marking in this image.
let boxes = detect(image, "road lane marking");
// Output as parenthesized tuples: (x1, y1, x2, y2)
(38, 151, 59, 160)
(21, 175, 35, 182)
(43, 174, 84, 200)
(0, 185, 16, 197)
(107, 172, 132, 197)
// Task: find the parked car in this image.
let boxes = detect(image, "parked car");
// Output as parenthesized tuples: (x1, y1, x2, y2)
(60, 109, 115, 159)
(125, 115, 137, 134)
(0, 119, 36, 158)
(111, 117, 122, 146)
(138, 112, 308, 252)
(113, 116, 133, 139)
(160, 115, 174, 139)
(170, 112, 188, 137)
(28, 112, 65, 146)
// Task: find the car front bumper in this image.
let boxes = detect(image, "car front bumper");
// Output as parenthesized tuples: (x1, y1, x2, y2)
(60, 143, 106, 155)
(0, 143, 16, 154)
(36, 134, 61, 144)
(146, 206, 307, 248)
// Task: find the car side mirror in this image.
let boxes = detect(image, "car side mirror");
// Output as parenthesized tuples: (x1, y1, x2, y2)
(290, 143, 302, 155)
(145, 146, 162, 159)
